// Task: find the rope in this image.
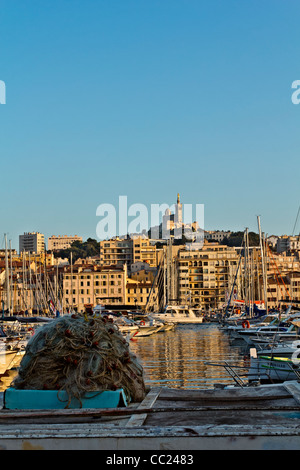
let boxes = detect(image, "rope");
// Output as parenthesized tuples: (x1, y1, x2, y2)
(12, 314, 146, 407)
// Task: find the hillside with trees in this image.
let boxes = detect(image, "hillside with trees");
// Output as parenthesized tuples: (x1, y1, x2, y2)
(51, 238, 99, 262)
(222, 231, 260, 247)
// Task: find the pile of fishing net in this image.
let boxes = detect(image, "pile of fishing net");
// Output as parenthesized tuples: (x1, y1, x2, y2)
(12, 314, 146, 406)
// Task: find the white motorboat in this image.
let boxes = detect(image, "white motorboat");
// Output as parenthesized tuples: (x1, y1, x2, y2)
(133, 318, 164, 337)
(111, 316, 139, 340)
(151, 305, 204, 324)
(92, 305, 173, 338)
(239, 322, 300, 346)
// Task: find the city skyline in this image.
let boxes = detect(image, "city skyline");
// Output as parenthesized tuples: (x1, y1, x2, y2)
(1, 1, 300, 249)
(2, 193, 300, 252)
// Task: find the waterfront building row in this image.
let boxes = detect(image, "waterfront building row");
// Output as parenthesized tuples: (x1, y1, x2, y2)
(2, 239, 300, 314)
(62, 264, 158, 312)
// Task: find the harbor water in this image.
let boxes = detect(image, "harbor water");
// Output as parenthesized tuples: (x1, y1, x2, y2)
(0, 323, 250, 392)
(130, 323, 250, 389)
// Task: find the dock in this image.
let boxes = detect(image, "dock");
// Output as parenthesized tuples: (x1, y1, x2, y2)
(1, 381, 300, 450)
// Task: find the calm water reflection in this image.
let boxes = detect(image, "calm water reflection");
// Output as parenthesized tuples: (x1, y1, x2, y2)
(130, 323, 250, 389)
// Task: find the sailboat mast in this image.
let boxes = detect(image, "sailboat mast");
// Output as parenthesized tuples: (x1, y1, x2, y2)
(257, 216, 268, 313)
(9, 239, 13, 314)
(4, 234, 10, 314)
(70, 251, 73, 312)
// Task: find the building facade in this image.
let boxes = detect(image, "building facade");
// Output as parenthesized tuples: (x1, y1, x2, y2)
(126, 279, 158, 310)
(63, 264, 127, 312)
(176, 244, 239, 310)
(204, 230, 232, 242)
(19, 232, 45, 254)
(48, 235, 82, 251)
(99, 237, 157, 270)
(277, 235, 300, 254)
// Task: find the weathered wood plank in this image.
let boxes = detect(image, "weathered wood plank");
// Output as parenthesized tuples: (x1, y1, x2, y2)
(1, 402, 300, 424)
(145, 408, 300, 427)
(283, 382, 300, 405)
(126, 387, 162, 427)
(157, 385, 293, 402)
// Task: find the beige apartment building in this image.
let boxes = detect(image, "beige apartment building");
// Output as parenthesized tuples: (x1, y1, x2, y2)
(266, 272, 300, 308)
(132, 237, 156, 267)
(99, 237, 156, 269)
(19, 232, 45, 254)
(204, 230, 232, 242)
(176, 244, 239, 310)
(48, 235, 82, 251)
(277, 235, 300, 253)
(99, 238, 133, 268)
(266, 252, 300, 276)
(63, 264, 127, 312)
(126, 279, 158, 310)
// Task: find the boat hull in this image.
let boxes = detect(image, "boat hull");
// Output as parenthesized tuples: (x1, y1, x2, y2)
(248, 356, 300, 383)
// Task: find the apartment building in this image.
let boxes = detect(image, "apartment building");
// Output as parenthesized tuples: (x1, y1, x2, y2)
(126, 279, 158, 310)
(63, 264, 127, 312)
(19, 232, 45, 254)
(204, 230, 232, 242)
(266, 252, 300, 276)
(266, 272, 300, 308)
(277, 235, 300, 253)
(99, 237, 157, 269)
(99, 238, 133, 268)
(48, 235, 82, 251)
(176, 244, 239, 310)
(132, 237, 156, 267)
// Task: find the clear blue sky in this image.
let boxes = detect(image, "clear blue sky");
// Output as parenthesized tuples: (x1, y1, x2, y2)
(0, 0, 300, 249)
